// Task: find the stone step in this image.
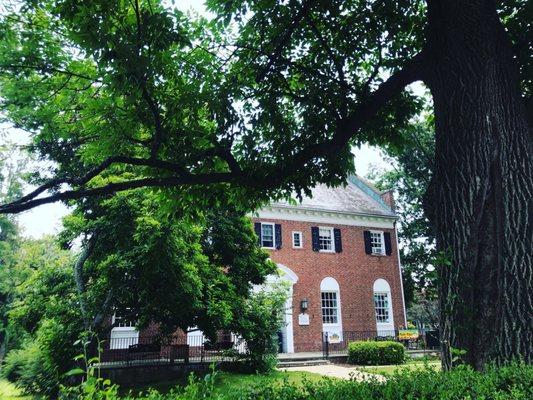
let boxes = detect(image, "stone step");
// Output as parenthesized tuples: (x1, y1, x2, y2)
(278, 359, 330, 368)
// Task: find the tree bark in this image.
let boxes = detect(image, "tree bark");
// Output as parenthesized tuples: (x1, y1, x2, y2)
(423, 0, 532, 370)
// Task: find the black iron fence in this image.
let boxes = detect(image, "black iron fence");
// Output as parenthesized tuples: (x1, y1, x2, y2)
(322, 330, 440, 358)
(100, 332, 247, 366)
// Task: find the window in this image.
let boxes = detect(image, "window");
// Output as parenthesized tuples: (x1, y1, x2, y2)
(321, 292, 338, 324)
(373, 293, 390, 323)
(319, 227, 334, 252)
(370, 231, 385, 255)
(292, 231, 302, 248)
(260, 223, 275, 248)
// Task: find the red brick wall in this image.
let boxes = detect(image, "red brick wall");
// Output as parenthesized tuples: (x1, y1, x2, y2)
(253, 217, 406, 352)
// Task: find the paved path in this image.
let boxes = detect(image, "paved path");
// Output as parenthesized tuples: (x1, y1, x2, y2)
(281, 364, 385, 382)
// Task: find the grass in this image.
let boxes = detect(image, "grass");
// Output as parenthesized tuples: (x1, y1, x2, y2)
(214, 370, 325, 395)
(357, 359, 441, 375)
(122, 370, 326, 396)
(0, 378, 39, 400)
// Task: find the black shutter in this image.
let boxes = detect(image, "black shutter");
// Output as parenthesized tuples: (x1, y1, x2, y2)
(384, 232, 392, 255)
(311, 227, 320, 251)
(275, 224, 282, 249)
(254, 222, 262, 246)
(333, 228, 342, 253)
(363, 231, 372, 254)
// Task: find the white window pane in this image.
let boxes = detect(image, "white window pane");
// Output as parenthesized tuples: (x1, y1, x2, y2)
(321, 291, 338, 324)
(293, 232, 301, 247)
(373, 293, 390, 323)
(319, 228, 333, 251)
(371, 232, 384, 254)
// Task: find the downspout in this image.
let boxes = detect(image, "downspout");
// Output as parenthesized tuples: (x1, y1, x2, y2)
(394, 220, 408, 328)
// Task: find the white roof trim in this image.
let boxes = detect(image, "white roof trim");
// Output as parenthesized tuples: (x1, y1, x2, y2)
(252, 205, 396, 229)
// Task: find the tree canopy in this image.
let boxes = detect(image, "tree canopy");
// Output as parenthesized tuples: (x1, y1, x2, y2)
(60, 189, 276, 339)
(0, 0, 531, 369)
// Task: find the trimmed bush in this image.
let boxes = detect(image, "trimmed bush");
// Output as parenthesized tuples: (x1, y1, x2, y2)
(347, 340, 405, 365)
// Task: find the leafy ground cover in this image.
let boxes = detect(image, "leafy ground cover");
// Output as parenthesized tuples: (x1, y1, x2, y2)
(0, 378, 39, 400)
(123, 370, 326, 397)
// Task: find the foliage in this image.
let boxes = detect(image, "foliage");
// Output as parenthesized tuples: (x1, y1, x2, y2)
(0, 0, 427, 214)
(1, 340, 58, 396)
(0, 237, 82, 396)
(358, 359, 440, 376)
(0, 1, 528, 215)
(0, 142, 24, 356)
(52, 362, 533, 400)
(366, 121, 436, 311)
(0, 0, 530, 371)
(406, 295, 438, 329)
(230, 284, 289, 373)
(59, 189, 276, 340)
(347, 341, 405, 366)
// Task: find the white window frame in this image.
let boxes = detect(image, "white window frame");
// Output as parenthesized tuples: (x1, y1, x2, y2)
(370, 230, 385, 255)
(318, 226, 335, 253)
(292, 231, 303, 248)
(320, 277, 343, 342)
(373, 292, 391, 324)
(373, 279, 395, 336)
(260, 222, 275, 249)
(321, 291, 339, 324)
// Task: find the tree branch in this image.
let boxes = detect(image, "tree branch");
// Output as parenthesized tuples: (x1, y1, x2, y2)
(0, 172, 236, 214)
(74, 235, 98, 330)
(0, 53, 425, 214)
(266, 52, 427, 184)
(255, 0, 315, 83)
(0, 63, 100, 82)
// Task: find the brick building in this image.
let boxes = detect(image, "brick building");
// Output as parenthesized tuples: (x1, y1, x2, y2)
(251, 175, 406, 353)
(107, 175, 406, 356)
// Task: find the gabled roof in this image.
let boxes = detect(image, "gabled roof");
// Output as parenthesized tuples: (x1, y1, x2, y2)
(272, 175, 396, 218)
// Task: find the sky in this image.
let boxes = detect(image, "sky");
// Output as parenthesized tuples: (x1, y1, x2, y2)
(2, 0, 395, 238)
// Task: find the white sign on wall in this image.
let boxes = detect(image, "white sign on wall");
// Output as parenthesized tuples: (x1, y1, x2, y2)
(298, 313, 310, 326)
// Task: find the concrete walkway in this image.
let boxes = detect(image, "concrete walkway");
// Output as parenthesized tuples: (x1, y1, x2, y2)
(281, 364, 385, 382)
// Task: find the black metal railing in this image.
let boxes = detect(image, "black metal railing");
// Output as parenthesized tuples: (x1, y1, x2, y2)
(322, 329, 441, 358)
(100, 332, 247, 366)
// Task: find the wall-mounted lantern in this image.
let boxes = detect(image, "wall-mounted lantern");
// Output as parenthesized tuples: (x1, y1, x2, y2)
(300, 298, 309, 312)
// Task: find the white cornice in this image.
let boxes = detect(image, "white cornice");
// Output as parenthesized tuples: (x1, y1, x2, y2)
(250, 205, 397, 229)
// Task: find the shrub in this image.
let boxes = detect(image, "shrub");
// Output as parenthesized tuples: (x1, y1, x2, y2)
(59, 362, 533, 400)
(230, 285, 289, 373)
(225, 362, 533, 400)
(1, 340, 59, 396)
(347, 340, 405, 365)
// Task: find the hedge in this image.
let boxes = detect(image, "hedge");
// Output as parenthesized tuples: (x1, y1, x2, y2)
(63, 362, 533, 400)
(347, 340, 405, 365)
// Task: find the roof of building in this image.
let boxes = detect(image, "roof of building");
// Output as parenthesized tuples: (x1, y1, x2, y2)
(272, 175, 396, 218)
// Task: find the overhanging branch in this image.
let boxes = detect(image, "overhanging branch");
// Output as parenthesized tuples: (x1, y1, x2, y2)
(0, 172, 235, 214)
(0, 52, 426, 214)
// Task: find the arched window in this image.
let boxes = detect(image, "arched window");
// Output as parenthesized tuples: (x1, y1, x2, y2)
(320, 277, 343, 342)
(373, 279, 394, 334)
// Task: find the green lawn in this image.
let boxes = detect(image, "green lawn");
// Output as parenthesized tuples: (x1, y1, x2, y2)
(123, 370, 327, 397)
(0, 379, 39, 400)
(357, 360, 441, 375)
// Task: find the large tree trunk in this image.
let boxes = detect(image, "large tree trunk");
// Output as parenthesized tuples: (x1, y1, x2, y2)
(423, 0, 532, 370)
